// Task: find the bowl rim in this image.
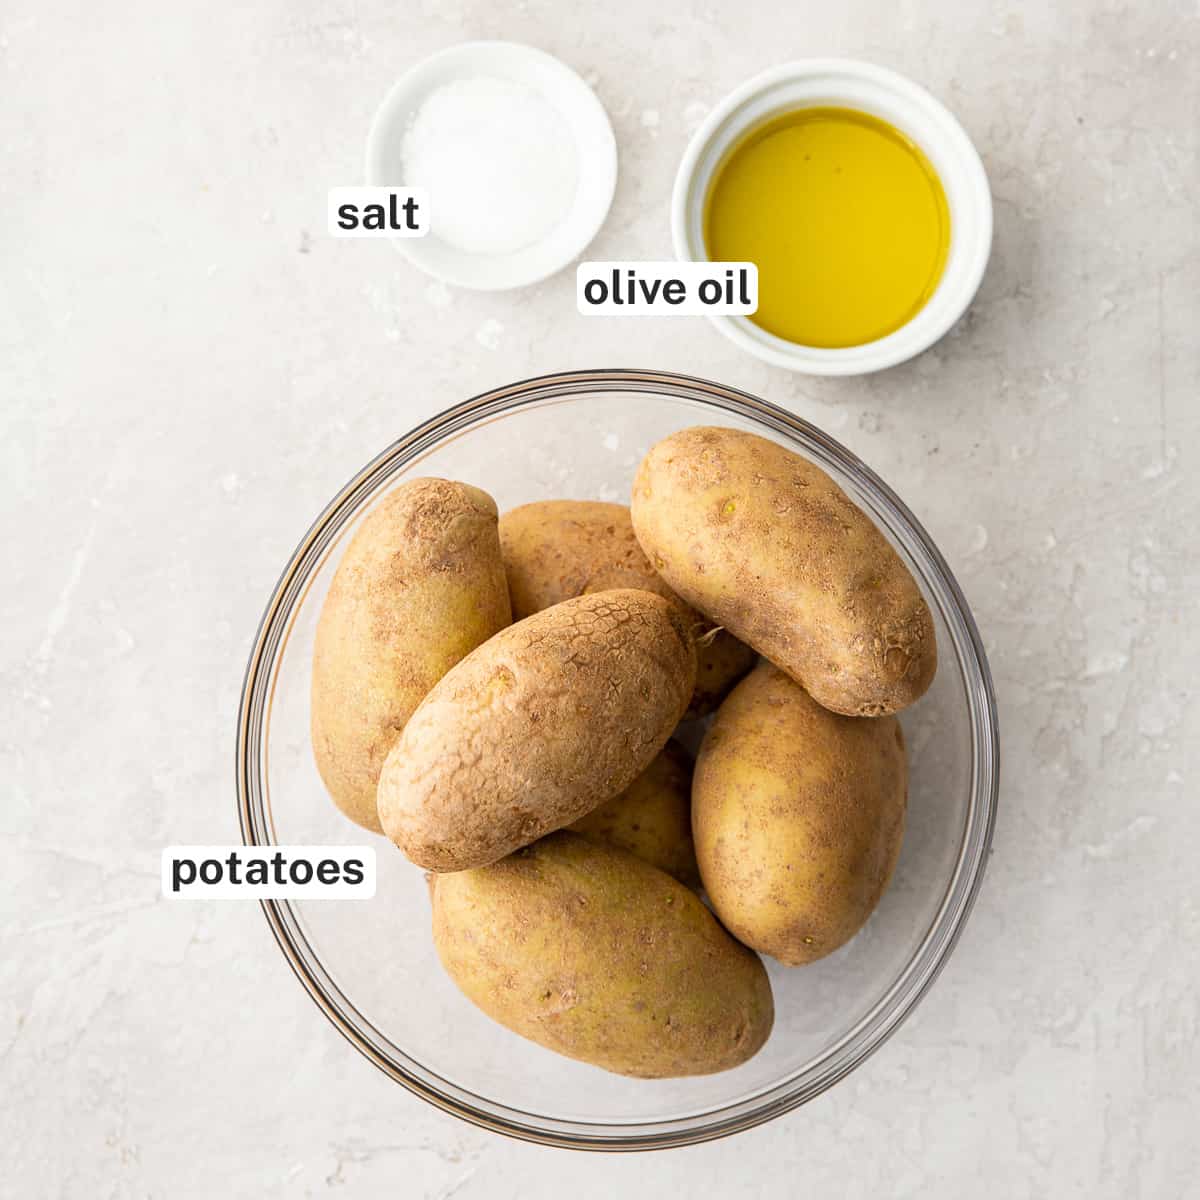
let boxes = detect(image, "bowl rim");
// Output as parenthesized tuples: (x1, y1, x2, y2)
(237, 368, 999, 1150)
(671, 58, 994, 375)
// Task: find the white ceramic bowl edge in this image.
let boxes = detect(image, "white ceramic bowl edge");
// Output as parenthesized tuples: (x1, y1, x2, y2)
(672, 58, 993, 375)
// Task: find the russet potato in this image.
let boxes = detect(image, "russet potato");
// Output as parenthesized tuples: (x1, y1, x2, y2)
(377, 589, 696, 871)
(631, 427, 936, 716)
(430, 832, 774, 1078)
(693, 662, 908, 965)
(310, 477, 510, 832)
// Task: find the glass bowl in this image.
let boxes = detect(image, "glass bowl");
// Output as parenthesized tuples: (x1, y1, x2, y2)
(237, 369, 999, 1150)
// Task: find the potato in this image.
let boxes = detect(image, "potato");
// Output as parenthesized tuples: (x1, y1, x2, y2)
(377, 589, 696, 871)
(693, 663, 907, 966)
(430, 832, 774, 1077)
(631, 426, 936, 716)
(499, 500, 754, 717)
(569, 740, 699, 887)
(310, 478, 511, 833)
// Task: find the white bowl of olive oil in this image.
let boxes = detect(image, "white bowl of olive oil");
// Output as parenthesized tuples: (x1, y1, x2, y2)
(673, 59, 992, 375)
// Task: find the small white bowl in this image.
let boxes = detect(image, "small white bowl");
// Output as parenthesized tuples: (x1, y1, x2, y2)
(366, 41, 617, 291)
(672, 59, 992, 375)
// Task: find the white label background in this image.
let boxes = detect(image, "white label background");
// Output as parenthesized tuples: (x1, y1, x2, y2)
(577, 261, 758, 316)
(327, 187, 429, 238)
(162, 846, 377, 900)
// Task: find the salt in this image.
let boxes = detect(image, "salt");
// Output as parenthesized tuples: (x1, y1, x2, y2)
(401, 76, 579, 256)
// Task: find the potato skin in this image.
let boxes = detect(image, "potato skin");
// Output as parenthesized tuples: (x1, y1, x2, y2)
(310, 478, 511, 833)
(569, 740, 699, 887)
(377, 590, 697, 871)
(631, 427, 936, 716)
(500, 500, 754, 718)
(501, 500, 663, 613)
(430, 832, 774, 1078)
(693, 663, 907, 966)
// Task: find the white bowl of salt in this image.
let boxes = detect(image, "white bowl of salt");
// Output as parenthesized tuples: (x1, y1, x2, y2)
(366, 41, 617, 291)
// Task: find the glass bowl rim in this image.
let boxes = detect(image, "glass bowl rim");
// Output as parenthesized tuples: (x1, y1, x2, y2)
(236, 367, 1000, 1151)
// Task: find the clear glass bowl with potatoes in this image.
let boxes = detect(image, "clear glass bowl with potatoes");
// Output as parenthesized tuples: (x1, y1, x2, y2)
(237, 369, 999, 1150)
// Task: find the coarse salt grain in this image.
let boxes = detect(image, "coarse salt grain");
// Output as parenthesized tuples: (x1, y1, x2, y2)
(401, 76, 578, 256)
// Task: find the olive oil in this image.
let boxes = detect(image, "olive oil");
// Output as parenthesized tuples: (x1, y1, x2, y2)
(703, 106, 950, 348)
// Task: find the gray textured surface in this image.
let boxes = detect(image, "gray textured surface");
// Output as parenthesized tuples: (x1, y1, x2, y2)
(3, 1, 1198, 1196)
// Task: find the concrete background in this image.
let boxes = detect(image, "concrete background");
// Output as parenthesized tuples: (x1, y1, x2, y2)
(3, 0, 1197, 1195)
